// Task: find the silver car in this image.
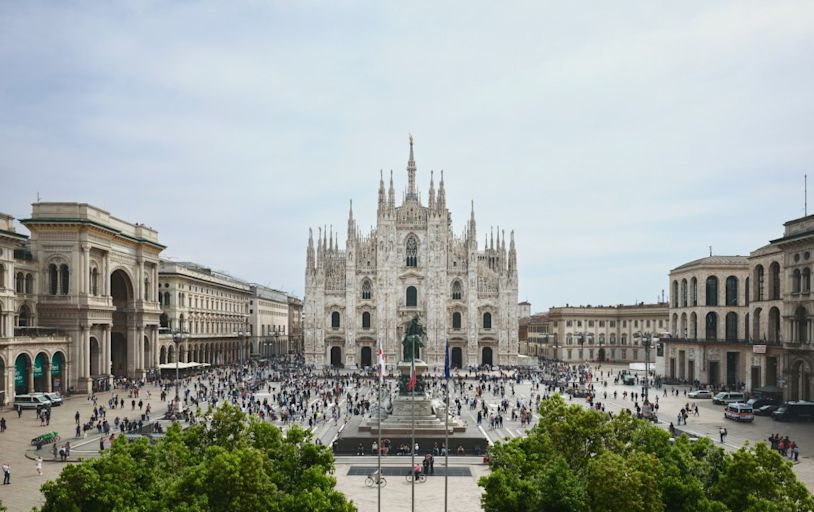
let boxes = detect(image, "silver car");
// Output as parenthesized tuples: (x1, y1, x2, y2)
(688, 389, 713, 399)
(42, 392, 63, 406)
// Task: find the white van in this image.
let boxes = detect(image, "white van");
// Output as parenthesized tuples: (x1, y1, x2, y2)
(724, 403, 754, 422)
(713, 392, 746, 405)
(14, 394, 51, 409)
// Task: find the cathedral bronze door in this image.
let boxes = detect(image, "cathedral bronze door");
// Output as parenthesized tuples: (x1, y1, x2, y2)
(361, 346, 372, 368)
(482, 347, 493, 367)
(330, 346, 342, 367)
(451, 347, 463, 369)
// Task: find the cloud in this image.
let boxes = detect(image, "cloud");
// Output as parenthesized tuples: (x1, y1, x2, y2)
(0, 1, 812, 308)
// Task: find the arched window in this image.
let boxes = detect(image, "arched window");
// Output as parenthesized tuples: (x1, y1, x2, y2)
(793, 269, 801, 293)
(621, 334, 627, 345)
(160, 313, 169, 329)
(406, 286, 417, 307)
(725, 276, 738, 306)
(24, 273, 33, 294)
(691, 277, 698, 306)
(770, 262, 781, 300)
(452, 312, 462, 329)
(725, 312, 738, 340)
(18, 304, 31, 327)
(755, 265, 765, 301)
(705, 276, 718, 306)
(609, 333, 616, 344)
(362, 311, 371, 329)
(405, 235, 418, 267)
(804, 268, 811, 293)
(361, 280, 372, 300)
(681, 279, 688, 307)
(15, 272, 24, 293)
(331, 311, 341, 329)
(705, 312, 718, 341)
(483, 312, 492, 329)
(59, 264, 69, 295)
(745, 277, 750, 306)
(451, 280, 462, 300)
(91, 268, 99, 296)
(796, 306, 808, 343)
(0, 264, 5, 290)
(49, 264, 58, 295)
(164, 292, 171, 306)
(672, 280, 678, 307)
(690, 312, 698, 339)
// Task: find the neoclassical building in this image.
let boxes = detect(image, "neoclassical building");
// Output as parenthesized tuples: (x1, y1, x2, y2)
(661, 213, 814, 400)
(0, 203, 164, 400)
(157, 260, 251, 366)
(521, 303, 668, 363)
(304, 139, 519, 368)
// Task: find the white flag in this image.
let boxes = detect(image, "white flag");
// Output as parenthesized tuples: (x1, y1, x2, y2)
(378, 347, 386, 383)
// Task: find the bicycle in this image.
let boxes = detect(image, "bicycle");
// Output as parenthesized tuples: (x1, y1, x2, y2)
(365, 473, 387, 488)
(405, 470, 427, 483)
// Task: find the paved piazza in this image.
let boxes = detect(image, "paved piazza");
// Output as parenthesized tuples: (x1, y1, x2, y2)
(1, 364, 814, 511)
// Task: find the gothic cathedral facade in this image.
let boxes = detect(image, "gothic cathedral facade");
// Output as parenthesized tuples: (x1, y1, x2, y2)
(304, 139, 519, 369)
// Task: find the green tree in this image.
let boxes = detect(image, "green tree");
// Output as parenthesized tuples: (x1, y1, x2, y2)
(38, 404, 355, 512)
(479, 394, 814, 512)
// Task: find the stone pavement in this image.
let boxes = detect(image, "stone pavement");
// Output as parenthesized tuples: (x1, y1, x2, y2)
(333, 456, 487, 512)
(0, 383, 168, 512)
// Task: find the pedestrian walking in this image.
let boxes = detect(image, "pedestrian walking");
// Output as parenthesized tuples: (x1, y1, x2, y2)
(2, 463, 10, 484)
(52, 443, 58, 461)
(0, 417, 6, 432)
(36, 457, 42, 476)
(719, 426, 727, 443)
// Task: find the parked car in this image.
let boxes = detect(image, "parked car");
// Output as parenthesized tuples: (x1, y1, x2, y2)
(713, 392, 746, 405)
(42, 392, 63, 406)
(747, 397, 779, 409)
(688, 389, 713, 399)
(724, 403, 754, 422)
(754, 404, 779, 417)
(772, 401, 814, 422)
(14, 394, 51, 409)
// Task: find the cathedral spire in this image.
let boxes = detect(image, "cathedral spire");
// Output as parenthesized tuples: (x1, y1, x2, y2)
(469, 200, 477, 242)
(438, 170, 446, 210)
(307, 228, 315, 273)
(388, 170, 395, 209)
(509, 230, 517, 276)
(377, 170, 386, 216)
(428, 170, 436, 210)
(406, 134, 417, 199)
(347, 200, 355, 242)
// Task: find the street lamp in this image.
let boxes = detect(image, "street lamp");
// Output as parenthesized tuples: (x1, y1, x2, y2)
(234, 327, 249, 369)
(577, 332, 585, 362)
(636, 331, 653, 404)
(171, 327, 188, 407)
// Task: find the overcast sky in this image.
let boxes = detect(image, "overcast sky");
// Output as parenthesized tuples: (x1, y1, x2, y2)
(1, 2, 812, 311)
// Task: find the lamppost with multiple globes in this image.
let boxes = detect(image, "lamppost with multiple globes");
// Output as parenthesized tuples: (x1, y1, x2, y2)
(171, 326, 188, 407)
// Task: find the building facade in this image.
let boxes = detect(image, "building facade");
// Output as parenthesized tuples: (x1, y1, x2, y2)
(1, 203, 165, 401)
(661, 256, 751, 387)
(538, 304, 668, 363)
(158, 260, 251, 366)
(249, 284, 289, 358)
(661, 214, 814, 400)
(304, 139, 519, 368)
(288, 295, 303, 355)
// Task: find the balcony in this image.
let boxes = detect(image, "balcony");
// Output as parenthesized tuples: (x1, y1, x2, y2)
(14, 326, 64, 337)
(662, 336, 783, 347)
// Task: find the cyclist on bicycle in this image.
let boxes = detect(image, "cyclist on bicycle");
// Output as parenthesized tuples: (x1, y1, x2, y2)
(370, 469, 383, 484)
(413, 462, 423, 481)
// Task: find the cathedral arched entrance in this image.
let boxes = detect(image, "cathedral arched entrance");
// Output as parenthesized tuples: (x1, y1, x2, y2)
(598, 348, 606, 363)
(330, 346, 343, 368)
(451, 347, 463, 369)
(111, 269, 134, 377)
(482, 347, 493, 367)
(360, 346, 372, 368)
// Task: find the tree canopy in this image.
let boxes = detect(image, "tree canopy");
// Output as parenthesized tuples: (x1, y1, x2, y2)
(37, 405, 356, 512)
(479, 395, 814, 512)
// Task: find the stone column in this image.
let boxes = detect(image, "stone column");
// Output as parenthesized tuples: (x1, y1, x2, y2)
(127, 326, 137, 377)
(136, 326, 144, 373)
(83, 327, 91, 382)
(44, 360, 52, 393)
(102, 253, 110, 296)
(26, 361, 34, 394)
(103, 325, 111, 377)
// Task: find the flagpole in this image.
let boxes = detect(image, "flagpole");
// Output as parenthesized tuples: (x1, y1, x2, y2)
(377, 344, 383, 512)
(444, 339, 450, 512)
(410, 338, 416, 512)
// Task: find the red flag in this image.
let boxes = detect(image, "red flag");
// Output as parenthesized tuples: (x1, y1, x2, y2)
(408, 368, 417, 391)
